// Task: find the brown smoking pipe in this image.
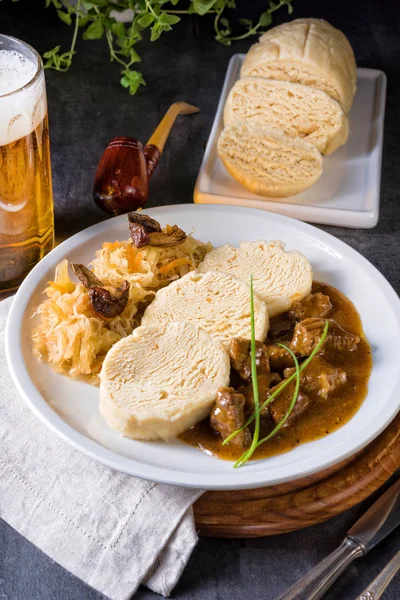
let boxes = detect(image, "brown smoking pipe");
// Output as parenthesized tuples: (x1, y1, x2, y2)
(93, 102, 199, 215)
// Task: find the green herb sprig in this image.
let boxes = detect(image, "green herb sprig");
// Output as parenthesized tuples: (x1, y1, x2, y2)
(255, 343, 300, 448)
(234, 275, 262, 468)
(41, 0, 294, 94)
(228, 309, 329, 467)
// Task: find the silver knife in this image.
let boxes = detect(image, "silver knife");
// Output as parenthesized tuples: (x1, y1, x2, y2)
(277, 477, 400, 600)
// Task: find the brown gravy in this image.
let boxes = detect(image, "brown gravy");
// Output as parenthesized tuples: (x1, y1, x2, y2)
(180, 282, 372, 461)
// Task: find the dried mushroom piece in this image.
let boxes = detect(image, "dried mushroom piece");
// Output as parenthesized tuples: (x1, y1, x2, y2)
(87, 281, 130, 320)
(71, 263, 130, 320)
(128, 212, 161, 247)
(127, 211, 187, 248)
(147, 224, 187, 247)
(71, 263, 104, 288)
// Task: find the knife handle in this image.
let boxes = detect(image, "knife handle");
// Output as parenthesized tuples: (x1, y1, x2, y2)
(277, 537, 364, 600)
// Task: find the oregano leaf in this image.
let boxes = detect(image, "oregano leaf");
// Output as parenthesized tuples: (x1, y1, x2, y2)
(83, 20, 105, 40)
(138, 13, 154, 27)
(57, 10, 72, 26)
(220, 17, 231, 30)
(111, 22, 126, 37)
(129, 47, 141, 63)
(120, 68, 146, 94)
(150, 24, 162, 42)
(159, 13, 181, 25)
(239, 18, 253, 26)
(259, 10, 272, 27)
(191, 0, 219, 17)
(43, 45, 61, 59)
(78, 15, 91, 28)
(46, 0, 62, 8)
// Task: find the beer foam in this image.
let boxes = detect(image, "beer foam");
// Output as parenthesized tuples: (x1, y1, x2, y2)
(0, 50, 37, 95)
(0, 50, 47, 145)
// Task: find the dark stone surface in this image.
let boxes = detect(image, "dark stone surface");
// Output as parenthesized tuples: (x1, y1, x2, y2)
(1, 1, 400, 598)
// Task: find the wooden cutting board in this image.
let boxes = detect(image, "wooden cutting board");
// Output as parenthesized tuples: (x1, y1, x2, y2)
(194, 413, 400, 537)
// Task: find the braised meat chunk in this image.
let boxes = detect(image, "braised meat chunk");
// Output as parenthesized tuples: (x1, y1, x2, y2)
(268, 315, 293, 340)
(284, 356, 347, 400)
(289, 293, 332, 321)
(290, 318, 360, 356)
(265, 343, 295, 371)
(239, 374, 271, 415)
(210, 387, 252, 449)
(228, 338, 270, 381)
(268, 382, 310, 428)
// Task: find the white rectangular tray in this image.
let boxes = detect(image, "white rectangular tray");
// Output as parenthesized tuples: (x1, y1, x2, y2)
(194, 55, 386, 229)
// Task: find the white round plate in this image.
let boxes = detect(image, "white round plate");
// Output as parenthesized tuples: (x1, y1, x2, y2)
(5, 205, 400, 490)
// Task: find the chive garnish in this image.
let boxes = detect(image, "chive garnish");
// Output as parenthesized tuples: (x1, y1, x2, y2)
(227, 292, 329, 467)
(255, 345, 300, 448)
(233, 276, 260, 468)
(258, 322, 328, 415)
(223, 320, 329, 448)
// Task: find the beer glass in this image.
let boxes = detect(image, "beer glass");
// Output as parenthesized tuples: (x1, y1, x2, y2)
(0, 35, 54, 297)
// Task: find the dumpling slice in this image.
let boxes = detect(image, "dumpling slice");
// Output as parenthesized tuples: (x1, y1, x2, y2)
(217, 121, 323, 198)
(141, 270, 269, 346)
(100, 321, 230, 440)
(197, 241, 312, 317)
(223, 78, 348, 155)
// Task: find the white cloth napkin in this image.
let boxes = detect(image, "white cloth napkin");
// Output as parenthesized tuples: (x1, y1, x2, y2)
(0, 296, 203, 599)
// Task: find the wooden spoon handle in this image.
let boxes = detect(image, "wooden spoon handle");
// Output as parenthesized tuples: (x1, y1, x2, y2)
(146, 102, 199, 153)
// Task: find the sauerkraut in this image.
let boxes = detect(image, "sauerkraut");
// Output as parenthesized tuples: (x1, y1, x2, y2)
(32, 235, 212, 383)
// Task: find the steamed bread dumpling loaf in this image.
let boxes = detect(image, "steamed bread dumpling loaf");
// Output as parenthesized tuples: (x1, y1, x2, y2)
(100, 321, 230, 440)
(241, 18, 357, 113)
(141, 270, 269, 345)
(197, 240, 312, 318)
(217, 121, 323, 197)
(224, 78, 349, 155)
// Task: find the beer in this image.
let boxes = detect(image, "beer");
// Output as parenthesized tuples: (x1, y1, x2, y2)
(0, 36, 54, 297)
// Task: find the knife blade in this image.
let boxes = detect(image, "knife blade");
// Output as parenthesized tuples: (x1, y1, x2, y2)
(277, 476, 400, 600)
